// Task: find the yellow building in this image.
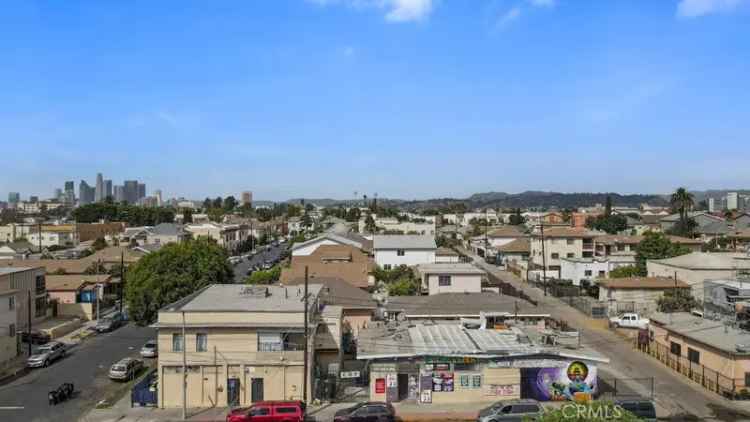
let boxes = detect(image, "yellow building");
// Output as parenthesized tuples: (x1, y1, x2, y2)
(156, 284, 323, 409)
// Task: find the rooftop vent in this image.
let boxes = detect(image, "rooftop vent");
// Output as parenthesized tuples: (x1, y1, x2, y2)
(240, 286, 269, 298)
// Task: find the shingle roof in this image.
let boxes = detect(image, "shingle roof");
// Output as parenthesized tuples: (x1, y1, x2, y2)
(46, 274, 111, 291)
(597, 277, 689, 290)
(486, 226, 524, 238)
(373, 235, 436, 250)
(285, 277, 376, 310)
(496, 238, 531, 254)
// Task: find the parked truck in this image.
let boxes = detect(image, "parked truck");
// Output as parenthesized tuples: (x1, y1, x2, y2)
(609, 313, 649, 329)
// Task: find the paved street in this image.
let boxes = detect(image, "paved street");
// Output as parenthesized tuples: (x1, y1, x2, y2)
(232, 242, 287, 283)
(0, 323, 156, 422)
(465, 249, 750, 421)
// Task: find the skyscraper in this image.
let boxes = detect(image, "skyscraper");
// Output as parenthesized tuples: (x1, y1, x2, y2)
(53, 188, 63, 201)
(95, 173, 104, 202)
(154, 189, 163, 206)
(64, 181, 75, 204)
(7, 192, 20, 204)
(241, 191, 253, 207)
(123, 180, 139, 204)
(708, 198, 715, 213)
(727, 192, 739, 211)
(114, 185, 125, 203)
(137, 183, 146, 201)
(29, 196, 39, 203)
(79, 180, 95, 205)
(104, 180, 113, 201)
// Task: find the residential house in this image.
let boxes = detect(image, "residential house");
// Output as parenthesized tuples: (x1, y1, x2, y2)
(359, 216, 436, 236)
(373, 235, 437, 269)
(495, 238, 530, 267)
(1, 246, 144, 275)
(560, 256, 635, 286)
(76, 222, 125, 242)
(0, 223, 33, 243)
(156, 284, 322, 408)
(185, 222, 248, 251)
(647, 252, 750, 301)
(460, 211, 499, 227)
(28, 225, 78, 249)
(597, 277, 689, 316)
(660, 212, 724, 232)
(702, 279, 750, 322)
(357, 321, 607, 404)
(695, 221, 733, 244)
(436, 225, 466, 243)
(287, 216, 303, 234)
(280, 244, 374, 288)
(0, 267, 47, 330)
(435, 247, 460, 263)
(472, 226, 525, 258)
(291, 232, 372, 257)
(529, 227, 600, 278)
(0, 242, 33, 260)
(728, 229, 750, 251)
(0, 285, 18, 370)
(45, 274, 112, 320)
(593, 234, 702, 259)
(415, 263, 486, 295)
(647, 312, 750, 397)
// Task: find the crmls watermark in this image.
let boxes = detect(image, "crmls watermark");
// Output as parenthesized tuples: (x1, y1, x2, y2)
(561, 404, 624, 420)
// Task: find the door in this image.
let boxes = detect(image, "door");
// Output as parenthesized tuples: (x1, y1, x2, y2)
(227, 377, 240, 407)
(251, 378, 264, 402)
(397, 374, 409, 400)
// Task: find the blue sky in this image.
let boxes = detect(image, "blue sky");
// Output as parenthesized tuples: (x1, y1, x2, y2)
(1, 0, 748, 201)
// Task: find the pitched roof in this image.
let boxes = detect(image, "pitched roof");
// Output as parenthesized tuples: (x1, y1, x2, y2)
(532, 227, 600, 238)
(661, 212, 724, 223)
(46, 274, 112, 291)
(695, 221, 731, 235)
(435, 247, 459, 257)
(486, 226, 524, 238)
(373, 235, 436, 250)
(291, 233, 369, 253)
(281, 244, 372, 288)
(597, 277, 689, 290)
(385, 292, 539, 317)
(595, 234, 701, 246)
(284, 277, 376, 310)
(496, 238, 530, 254)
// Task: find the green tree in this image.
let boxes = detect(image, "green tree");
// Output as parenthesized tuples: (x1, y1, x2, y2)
(346, 207, 361, 222)
(667, 217, 698, 238)
(670, 187, 695, 229)
(182, 208, 193, 224)
(223, 196, 237, 211)
(301, 213, 313, 229)
(508, 208, 525, 225)
(83, 261, 107, 275)
(245, 266, 281, 285)
(608, 266, 640, 278)
(91, 237, 107, 251)
(387, 278, 420, 296)
(604, 194, 613, 217)
(125, 238, 233, 325)
(586, 214, 627, 234)
(212, 196, 223, 209)
(203, 198, 212, 210)
(658, 287, 698, 313)
(364, 213, 377, 233)
(635, 232, 691, 276)
(536, 402, 641, 422)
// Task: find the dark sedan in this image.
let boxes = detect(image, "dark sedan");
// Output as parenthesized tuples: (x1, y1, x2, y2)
(334, 402, 395, 422)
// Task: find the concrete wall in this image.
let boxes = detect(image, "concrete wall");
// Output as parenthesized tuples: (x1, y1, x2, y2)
(343, 309, 372, 337)
(560, 260, 611, 286)
(599, 288, 671, 316)
(0, 292, 18, 367)
(57, 302, 96, 321)
(425, 273, 482, 295)
(646, 262, 735, 301)
(375, 249, 436, 268)
(531, 237, 592, 274)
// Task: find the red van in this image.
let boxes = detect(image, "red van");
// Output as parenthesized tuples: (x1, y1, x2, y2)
(226, 401, 305, 422)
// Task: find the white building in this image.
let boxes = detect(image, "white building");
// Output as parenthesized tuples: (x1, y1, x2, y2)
(560, 256, 635, 286)
(709, 198, 716, 213)
(373, 235, 436, 269)
(416, 263, 486, 295)
(290, 233, 370, 257)
(647, 252, 750, 301)
(728, 192, 739, 211)
(28, 229, 77, 249)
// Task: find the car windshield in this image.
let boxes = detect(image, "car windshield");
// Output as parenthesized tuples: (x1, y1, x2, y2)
(112, 365, 126, 371)
(99, 318, 112, 324)
(36, 346, 52, 353)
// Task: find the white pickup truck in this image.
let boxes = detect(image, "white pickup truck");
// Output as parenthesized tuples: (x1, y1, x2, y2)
(610, 313, 650, 329)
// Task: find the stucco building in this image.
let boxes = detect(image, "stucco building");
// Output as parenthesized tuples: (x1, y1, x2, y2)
(373, 235, 436, 269)
(416, 263, 486, 295)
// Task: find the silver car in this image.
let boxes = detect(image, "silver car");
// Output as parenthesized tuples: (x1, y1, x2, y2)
(477, 399, 543, 422)
(139, 340, 158, 358)
(27, 342, 66, 368)
(108, 357, 143, 381)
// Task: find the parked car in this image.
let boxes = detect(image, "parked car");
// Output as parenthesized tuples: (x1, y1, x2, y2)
(226, 400, 306, 422)
(48, 382, 74, 405)
(20, 330, 51, 345)
(614, 397, 657, 422)
(477, 399, 543, 422)
(609, 313, 650, 330)
(27, 342, 66, 368)
(96, 312, 125, 332)
(140, 340, 158, 358)
(334, 402, 395, 422)
(108, 357, 144, 381)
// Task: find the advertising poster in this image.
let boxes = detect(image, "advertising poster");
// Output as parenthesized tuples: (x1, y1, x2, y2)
(521, 361, 597, 401)
(375, 378, 386, 394)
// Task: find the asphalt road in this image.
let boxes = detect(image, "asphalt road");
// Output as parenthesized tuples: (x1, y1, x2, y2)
(0, 323, 156, 422)
(232, 242, 287, 282)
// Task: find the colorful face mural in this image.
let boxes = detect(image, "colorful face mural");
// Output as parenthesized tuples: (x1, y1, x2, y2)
(521, 361, 597, 401)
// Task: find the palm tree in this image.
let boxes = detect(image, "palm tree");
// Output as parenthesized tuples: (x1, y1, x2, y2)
(670, 187, 695, 226)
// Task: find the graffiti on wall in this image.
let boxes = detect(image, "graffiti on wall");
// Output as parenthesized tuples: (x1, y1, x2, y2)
(522, 361, 597, 401)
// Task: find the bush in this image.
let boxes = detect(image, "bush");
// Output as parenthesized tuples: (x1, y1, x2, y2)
(245, 266, 281, 285)
(387, 278, 420, 296)
(609, 266, 640, 278)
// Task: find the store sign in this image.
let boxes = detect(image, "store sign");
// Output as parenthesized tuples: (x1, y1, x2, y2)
(386, 374, 397, 388)
(485, 384, 519, 397)
(375, 378, 386, 394)
(340, 371, 360, 379)
(371, 363, 397, 373)
(424, 356, 477, 364)
(488, 359, 569, 369)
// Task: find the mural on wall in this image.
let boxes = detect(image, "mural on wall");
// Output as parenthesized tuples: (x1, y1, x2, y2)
(522, 361, 597, 401)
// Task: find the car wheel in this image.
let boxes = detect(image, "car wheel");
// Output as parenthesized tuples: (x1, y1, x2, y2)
(43, 360, 49, 368)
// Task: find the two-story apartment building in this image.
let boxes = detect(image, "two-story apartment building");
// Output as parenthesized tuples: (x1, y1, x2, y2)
(156, 284, 322, 408)
(0, 267, 46, 331)
(28, 225, 78, 250)
(119, 223, 190, 247)
(529, 227, 600, 278)
(280, 244, 374, 288)
(415, 263, 486, 295)
(373, 235, 436, 269)
(185, 223, 248, 251)
(0, 286, 18, 370)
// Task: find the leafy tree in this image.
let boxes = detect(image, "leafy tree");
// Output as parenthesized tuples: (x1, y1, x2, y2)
(305, 203, 314, 213)
(91, 237, 107, 251)
(72, 203, 175, 226)
(703, 237, 731, 252)
(182, 208, 193, 224)
(670, 187, 694, 227)
(604, 195, 613, 217)
(536, 402, 642, 422)
(125, 238, 234, 325)
(203, 198, 212, 210)
(608, 266, 640, 278)
(586, 214, 627, 234)
(387, 278, 420, 296)
(212, 196, 223, 209)
(286, 204, 302, 218)
(301, 213, 313, 229)
(223, 196, 237, 211)
(51, 268, 67, 275)
(245, 266, 281, 285)
(345, 207, 361, 222)
(373, 265, 414, 284)
(364, 213, 377, 233)
(658, 287, 698, 313)
(83, 261, 107, 275)
(697, 199, 709, 211)
(508, 208, 525, 225)
(666, 217, 698, 238)
(635, 232, 691, 276)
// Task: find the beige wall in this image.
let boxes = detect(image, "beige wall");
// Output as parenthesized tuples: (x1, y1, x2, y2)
(531, 237, 593, 273)
(425, 273, 482, 295)
(647, 262, 734, 301)
(57, 302, 96, 320)
(0, 267, 46, 330)
(599, 288, 675, 316)
(344, 309, 373, 337)
(49, 290, 77, 304)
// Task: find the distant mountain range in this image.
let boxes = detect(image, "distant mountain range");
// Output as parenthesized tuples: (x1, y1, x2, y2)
(267, 189, 749, 211)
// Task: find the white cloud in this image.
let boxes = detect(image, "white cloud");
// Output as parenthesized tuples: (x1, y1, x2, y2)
(676, 0, 746, 18)
(306, 0, 434, 23)
(527, 0, 556, 7)
(496, 6, 521, 29)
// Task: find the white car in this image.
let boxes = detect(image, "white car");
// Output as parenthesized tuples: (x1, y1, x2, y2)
(27, 342, 66, 368)
(610, 313, 650, 329)
(140, 340, 158, 358)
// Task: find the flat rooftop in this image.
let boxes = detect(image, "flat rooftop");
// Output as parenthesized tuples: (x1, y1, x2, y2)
(0, 267, 37, 275)
(162, 284, 323, 313)
(650, 312, 750, 355)
(385, 292, 542, 317)
(416, 263, 486, 275)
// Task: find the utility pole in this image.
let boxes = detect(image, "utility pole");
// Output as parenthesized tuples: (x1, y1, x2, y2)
(37, 222, 42, 254)
(119, 251, 124, 314)
(182, 311, 187, 420)
(540, 216, 548, 296)
(27, 291, 32, 357)
(303, 266, 309, 404)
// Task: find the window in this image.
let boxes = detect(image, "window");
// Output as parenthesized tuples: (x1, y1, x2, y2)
(584, 270, 592, 277)
(745, 372, 750, 388)
(598, 270, 606, 277)
(438, 275, 451, 286)
(567, 239, 574, 245)
(34, 297, 46, 317)
(617, 244, 625, 251)
(460, 375, 470, 387)
(383, 264, 392, 270)
(670, 341, 681, 356)
(196, 333, 208, 352)
(397, 249, 405, 256)
(35, 275, 46, 295)
(276, 407, 297, 414)
(258, 332, 283, 352)
(172, 333, 184, 352)
(8, 324, 15, 338)
(8, 296, 14, 311)
(566, 253, 575, 258)
(250, 407, 270, 416)
(472, 375, 482, 388)
(551, 253, 559, 259)
(688, 348, 700, 364)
